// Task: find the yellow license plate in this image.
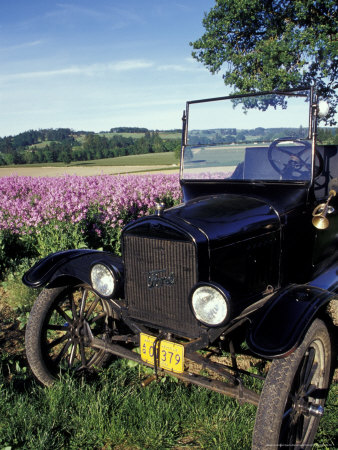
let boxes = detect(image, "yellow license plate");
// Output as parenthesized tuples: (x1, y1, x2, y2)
(140, 333, 184, 373)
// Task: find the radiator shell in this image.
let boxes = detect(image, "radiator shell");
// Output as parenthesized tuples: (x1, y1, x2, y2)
(123, 233, 201, 337)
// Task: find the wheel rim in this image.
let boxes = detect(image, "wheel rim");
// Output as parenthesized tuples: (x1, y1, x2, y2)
(42, 287, 112, 374)
(280, 338, 326, 447)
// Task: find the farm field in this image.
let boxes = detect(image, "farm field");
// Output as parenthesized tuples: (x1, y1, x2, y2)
(0, 146, 259, 178)
(0, 152, 179, 177)
(100, 131, 181, 140)
(0, 164, 179, 177)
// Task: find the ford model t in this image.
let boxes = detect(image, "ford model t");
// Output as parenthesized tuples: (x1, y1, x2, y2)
(23, 87, 337, 448)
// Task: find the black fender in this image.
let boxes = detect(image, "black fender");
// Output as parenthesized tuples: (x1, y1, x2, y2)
(247, 284, 336, 359)
(22, 249, 124, 296)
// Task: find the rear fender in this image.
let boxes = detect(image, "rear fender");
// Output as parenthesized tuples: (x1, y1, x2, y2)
(247, 284, 335, 359)
(22, 249, 123, 295)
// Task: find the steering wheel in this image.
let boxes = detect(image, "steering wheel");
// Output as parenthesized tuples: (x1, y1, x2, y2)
(268, 138, 322, 180)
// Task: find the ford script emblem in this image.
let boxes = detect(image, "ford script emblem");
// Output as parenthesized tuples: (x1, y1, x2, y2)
(147, 269, 175, 288)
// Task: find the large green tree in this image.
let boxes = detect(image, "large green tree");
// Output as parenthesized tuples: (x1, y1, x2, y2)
(191, 0, 337, 116)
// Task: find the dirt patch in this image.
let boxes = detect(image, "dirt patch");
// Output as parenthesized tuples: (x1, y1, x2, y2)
(0, 293, 25, 356)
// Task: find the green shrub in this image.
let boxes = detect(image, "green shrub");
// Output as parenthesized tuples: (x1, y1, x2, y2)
(1, 259, 40, 328)
(29, 220, 88, 259)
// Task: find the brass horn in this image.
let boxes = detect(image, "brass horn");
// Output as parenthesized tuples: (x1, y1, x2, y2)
(312, 190, 336, 230)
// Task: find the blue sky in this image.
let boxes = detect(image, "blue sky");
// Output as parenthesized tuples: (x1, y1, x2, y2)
(0, 0, 228, 137)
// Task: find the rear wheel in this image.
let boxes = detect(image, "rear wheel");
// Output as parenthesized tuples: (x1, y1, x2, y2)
(25, 285, 114, 386)
(252, 319, 332, 449)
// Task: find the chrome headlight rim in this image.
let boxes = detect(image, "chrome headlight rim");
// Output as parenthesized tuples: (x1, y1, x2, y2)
(90, 262, 119, 298)
(190, 282, 231, 327)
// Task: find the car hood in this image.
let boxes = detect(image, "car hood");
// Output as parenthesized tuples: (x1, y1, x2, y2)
(165, 193, 280, 248)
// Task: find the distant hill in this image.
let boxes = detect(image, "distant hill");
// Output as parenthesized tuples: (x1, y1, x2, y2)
(1, 125, 336, 167)
(0, 128, 181, 166)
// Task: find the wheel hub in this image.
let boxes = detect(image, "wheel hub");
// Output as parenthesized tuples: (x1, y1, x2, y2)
(69, 318, 90, 342)
(294, 397, 324, 417)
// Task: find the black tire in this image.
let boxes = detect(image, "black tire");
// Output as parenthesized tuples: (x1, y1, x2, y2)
(252, 319, 332, 449)
(25, 285, 114, 386)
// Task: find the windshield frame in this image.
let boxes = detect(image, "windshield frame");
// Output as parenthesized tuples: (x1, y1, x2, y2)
(180, 87, 316, 184)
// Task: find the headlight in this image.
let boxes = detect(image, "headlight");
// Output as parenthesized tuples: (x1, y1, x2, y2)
(191, 283, 230, 326)
(90, 263, 116, 297)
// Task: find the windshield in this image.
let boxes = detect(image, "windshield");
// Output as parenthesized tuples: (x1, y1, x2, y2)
(181, 90, 312, 182)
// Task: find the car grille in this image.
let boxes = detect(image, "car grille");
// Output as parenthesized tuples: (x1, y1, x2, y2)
(123, 234, 200, 337)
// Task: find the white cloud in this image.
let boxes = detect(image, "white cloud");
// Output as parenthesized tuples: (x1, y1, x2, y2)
(157, 62, 205, 73)
(185, 56, 198, 64)
(0, 59, 154, 82)
(46, 3, 144, 29)
(0, 40, 43, 52)
(108, 60, 153, 71)
(157, 64, 190, 72)
(54, 3, 108, 19)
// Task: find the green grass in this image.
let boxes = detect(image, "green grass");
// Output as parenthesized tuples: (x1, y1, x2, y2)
(29, 140, 56, 149)
(1, 151, 178, 169)
(0, 357, 336, 450)
(0, 360, 255, 449)
(158, 132, 181, 140)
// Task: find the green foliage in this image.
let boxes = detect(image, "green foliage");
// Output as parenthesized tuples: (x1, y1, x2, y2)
(1, 258, 39, 326)
(191, 0, 338, 120)
(29, 220, 88, 259)
(110, 126, 149, 133)
(0, 231, 35, 277)
(0, 352, 29, 385)
(174, 144, 182, 160)
(314, 383, 338, 447)
(318, 127, 338, 145)
(0, 231, 6, 273)
(84, 207, 123, 255)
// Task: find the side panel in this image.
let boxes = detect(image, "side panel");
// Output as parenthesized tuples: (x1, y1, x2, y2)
(279, 206, 314, 285)
(211, 230, 280, 314)
(247, 284, 335, 358)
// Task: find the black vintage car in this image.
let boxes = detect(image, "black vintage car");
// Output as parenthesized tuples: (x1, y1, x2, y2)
(23, 88, 337, 449)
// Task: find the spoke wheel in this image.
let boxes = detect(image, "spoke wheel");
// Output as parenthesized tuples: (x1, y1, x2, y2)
(252, 319, 332, 449)
(26, 285, 114, 386)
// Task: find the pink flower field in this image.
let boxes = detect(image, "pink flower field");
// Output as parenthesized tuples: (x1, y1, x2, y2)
(0, 174, 182, 234)
(0, 173, 182, 260)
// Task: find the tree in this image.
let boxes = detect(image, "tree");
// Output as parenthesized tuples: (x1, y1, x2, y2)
(0, 137, 14, 154)
(191, 0, 338, 119)
(58, 143, 73, 164)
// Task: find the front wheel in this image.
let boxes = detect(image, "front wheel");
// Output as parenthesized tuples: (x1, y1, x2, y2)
(252, 319, 332, 449)
(25, 285, 114, 386)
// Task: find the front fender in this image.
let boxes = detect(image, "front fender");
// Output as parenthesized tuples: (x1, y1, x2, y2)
(22, 249, 123, 294)
(247, 284, 335, 359)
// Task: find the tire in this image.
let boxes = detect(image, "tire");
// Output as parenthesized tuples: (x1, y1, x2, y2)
(25, 285, 114, 386)
(252, 319, 332, 449)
